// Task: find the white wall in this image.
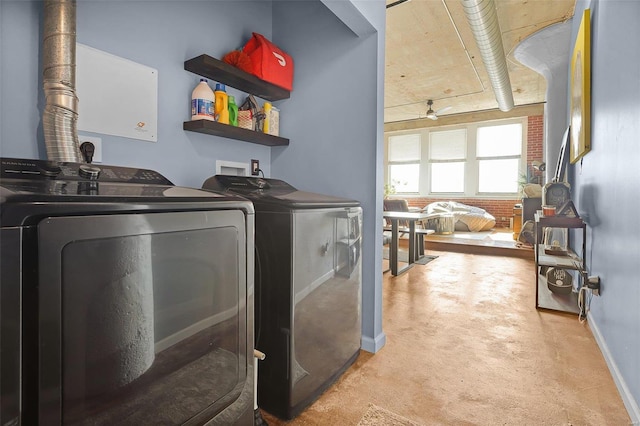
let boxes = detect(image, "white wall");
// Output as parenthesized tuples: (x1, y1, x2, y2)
(513, 20, 572, 182)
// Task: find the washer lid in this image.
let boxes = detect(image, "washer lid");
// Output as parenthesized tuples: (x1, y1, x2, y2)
(1, 158, 253, 226)
(1, 157, 174, 185)
(202, 175, 360, 209)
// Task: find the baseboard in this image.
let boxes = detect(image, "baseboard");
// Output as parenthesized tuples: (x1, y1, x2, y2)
(361, 331, 386, 353)
(589, 314, 640, 425)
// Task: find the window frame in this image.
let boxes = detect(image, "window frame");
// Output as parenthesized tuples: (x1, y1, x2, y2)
(428, 128, 467, 194)
(386, 133, 421, 195)
(384, 117, 527, 199)
(475, 121, 525, 194)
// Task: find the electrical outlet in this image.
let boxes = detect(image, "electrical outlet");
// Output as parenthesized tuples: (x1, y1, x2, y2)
(251, 159, 260, 176)
(587, 275, 601, 296)
(78, 135, 102, 163)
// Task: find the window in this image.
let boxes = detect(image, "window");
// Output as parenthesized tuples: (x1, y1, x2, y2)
(384, 117, 527, 198)
(388, 134, 420, 193)
(429, 129, 466, 193)
(476, 123, 522, 193)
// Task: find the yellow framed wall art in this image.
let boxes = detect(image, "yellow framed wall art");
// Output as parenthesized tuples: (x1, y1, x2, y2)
(570, 9, 591, 164)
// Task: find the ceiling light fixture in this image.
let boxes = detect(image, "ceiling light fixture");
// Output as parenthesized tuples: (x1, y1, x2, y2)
(424, 100, 452, 120)
(425, 100, 438, 120)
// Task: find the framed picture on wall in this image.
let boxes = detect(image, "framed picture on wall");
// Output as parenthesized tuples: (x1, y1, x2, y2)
(569, 9, 591, 164)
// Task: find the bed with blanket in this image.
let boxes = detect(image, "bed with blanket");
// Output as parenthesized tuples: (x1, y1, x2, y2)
(423, 201, 496, 232)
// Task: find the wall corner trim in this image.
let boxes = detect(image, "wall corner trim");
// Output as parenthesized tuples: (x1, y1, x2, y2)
(321, 0, 376, 37)
(361, 331, 387, 354)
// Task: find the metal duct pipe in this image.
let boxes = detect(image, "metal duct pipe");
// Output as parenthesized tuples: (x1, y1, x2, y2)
(42, 0, 82, 162)
(461, 0, 514, 112)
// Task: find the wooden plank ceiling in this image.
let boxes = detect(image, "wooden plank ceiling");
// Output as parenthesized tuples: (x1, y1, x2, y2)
(384, 0, 575, 123)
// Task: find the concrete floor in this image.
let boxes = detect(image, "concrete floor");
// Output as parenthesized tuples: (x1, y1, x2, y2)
(261, 242, 630, 425)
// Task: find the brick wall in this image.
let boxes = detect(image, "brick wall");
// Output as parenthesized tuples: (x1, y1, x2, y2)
(527, 115, 544, 184)
(389, 115, 545, 229)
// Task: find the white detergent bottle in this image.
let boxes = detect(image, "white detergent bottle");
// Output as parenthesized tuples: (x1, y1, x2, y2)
(191, 78, 214, 121)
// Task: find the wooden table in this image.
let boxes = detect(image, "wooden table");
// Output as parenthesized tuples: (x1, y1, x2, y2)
(383, 211, 432, 276)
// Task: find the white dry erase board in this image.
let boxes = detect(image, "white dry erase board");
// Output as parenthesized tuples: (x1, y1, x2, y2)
(76, 43, 158, 142)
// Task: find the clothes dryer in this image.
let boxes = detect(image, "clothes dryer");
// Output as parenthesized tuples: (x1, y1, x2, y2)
(203, 175, 362, 420)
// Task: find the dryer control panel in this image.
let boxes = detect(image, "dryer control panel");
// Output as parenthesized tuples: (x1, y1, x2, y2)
(204, 175, 295, 194)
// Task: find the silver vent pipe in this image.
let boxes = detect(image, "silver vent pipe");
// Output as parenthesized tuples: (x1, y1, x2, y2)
(42, 0, 82, 162)
(461, 0, 514, 112)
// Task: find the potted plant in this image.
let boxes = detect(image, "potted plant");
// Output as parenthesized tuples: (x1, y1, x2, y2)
(383, 182, 396, 199)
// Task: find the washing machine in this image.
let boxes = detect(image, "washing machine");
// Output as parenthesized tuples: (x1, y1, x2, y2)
(0, 158, 254, 425)
(202, 175, 362, 420)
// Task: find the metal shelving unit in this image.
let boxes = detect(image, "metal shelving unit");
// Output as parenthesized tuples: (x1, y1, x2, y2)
(534, 212, 587, 314)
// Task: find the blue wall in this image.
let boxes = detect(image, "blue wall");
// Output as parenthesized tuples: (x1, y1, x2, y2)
(570, 0, 640, 421)
(0, 0, 274, 188)
(270, 1, 386, 351)
(77, 0, 276, 188)
(0, 0, 386, 351)
(1, 1, 42, 160)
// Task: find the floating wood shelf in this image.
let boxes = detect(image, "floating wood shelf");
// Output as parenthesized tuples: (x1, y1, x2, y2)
(183, 120, 289, 147)
(184, 55, 290, 102)
(184, 55, 290, 146)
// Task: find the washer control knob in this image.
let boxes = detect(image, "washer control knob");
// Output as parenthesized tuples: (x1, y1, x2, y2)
(38, 161, 62, 177)
(78, 165, 101, 180)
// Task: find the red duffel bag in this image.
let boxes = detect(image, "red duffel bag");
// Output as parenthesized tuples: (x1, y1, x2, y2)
(242, 32, 294, 91)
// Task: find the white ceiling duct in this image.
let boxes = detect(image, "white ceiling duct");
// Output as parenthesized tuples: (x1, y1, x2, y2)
(461, 0, 514, 112)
